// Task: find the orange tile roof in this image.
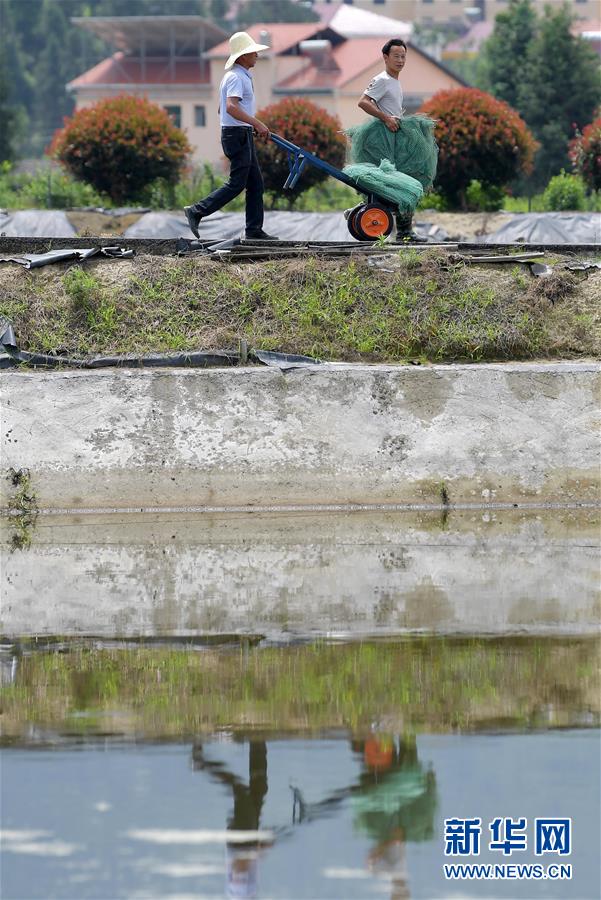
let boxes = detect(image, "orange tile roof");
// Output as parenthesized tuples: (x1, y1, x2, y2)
(68, 52, 210, 88)
(274, 37, 385, 91)
(205, 22, 324, 58)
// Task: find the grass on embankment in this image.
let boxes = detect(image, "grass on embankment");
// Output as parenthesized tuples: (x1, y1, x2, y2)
(2, 637, 599, 738)
(0, 249, 599, 362)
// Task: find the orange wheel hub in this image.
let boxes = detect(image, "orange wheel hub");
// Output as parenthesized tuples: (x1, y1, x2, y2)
(357, 206, 393, 238)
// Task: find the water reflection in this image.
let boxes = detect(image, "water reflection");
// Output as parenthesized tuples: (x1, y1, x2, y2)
(191, 735, 436, 899)
(2, 731, 599, 899)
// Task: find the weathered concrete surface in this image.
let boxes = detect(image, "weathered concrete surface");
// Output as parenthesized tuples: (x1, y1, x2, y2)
(1, 508, 599, 638)
(1, 363, 600, 510)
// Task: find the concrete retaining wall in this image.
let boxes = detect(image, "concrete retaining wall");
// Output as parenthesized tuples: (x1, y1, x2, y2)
(2, 362, 600, 510)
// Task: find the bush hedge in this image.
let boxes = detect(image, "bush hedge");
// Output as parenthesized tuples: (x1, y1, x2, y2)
(254, 97, 347, 206)
(420, 88, 538, 209)
(49, 94, 191, 203)
(569, 116, 601, 193)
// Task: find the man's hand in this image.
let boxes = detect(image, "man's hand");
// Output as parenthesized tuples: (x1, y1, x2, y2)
(384, 115, 400, 132)
(254, 120, 270, 141)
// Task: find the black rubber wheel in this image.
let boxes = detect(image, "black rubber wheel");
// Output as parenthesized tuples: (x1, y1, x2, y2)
(347, 204, 366, 241)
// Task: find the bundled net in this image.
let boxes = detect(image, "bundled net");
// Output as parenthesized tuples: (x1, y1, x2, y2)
(343, 114, 438, 215)
(344, 159, 423, 214)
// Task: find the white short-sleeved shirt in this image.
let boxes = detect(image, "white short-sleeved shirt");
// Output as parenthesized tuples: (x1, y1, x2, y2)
(219, 63, 255, 128)
(364, 71, 404, 118)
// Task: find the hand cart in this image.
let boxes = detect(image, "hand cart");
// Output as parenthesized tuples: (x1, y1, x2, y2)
(269, 133, 396, 242)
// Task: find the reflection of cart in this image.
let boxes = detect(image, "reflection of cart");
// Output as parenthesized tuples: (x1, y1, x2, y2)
(270, 133, 396, 242)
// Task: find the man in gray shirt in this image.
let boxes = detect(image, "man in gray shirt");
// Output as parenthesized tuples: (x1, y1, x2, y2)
(358, 39, 417, 239)
(184, 31, 278, 241)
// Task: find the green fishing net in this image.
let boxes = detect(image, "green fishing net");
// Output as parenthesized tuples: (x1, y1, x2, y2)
(344, 158, 423, 214)
(343, 115, 438, 215)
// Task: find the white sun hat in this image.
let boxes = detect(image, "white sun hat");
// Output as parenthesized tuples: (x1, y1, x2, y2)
(224, 31, 270, 70)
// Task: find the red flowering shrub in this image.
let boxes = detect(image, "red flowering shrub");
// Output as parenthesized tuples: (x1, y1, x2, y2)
(420, 88, 538, 209)
(255, 98, 347, 204)
(569, 116, 601, 192)
(49, 95, 191, 203)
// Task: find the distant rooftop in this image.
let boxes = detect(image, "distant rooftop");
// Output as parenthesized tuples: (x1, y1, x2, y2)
(71, 16, 227, 56)
(314, 1, 411, 38)
(205, 23, 342, 59)
(67, 52, 211, 90)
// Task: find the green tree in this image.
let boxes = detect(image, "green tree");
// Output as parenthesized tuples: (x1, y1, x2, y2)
(480, 0, 537, 110)
(209, 0, 230, 28)
(0, 66, 17, 163)
(31, 1, 76, 155)
(237, 0, 318, 27)
(518, 4, 599, 189)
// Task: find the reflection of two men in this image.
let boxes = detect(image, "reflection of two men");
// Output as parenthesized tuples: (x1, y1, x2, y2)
(192, 733, 436, 899)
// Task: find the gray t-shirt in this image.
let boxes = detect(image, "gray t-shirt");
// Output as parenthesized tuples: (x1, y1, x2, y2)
(220, 64, 255, 128)
(364, 70, 404, 118)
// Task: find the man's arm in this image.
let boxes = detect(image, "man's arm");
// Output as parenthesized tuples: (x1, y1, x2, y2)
(225, 97, 270, 140)
(358, 93, 399, 133)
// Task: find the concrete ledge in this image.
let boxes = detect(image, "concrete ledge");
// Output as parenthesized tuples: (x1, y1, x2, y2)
(2, 362, 600, 510)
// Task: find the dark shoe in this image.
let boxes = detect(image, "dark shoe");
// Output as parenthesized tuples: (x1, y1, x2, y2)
(184, 205, 202, 238)
(244, 229, 279, 241)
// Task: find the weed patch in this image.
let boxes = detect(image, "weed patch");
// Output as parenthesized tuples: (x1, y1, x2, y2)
(0, 253, 598, 362)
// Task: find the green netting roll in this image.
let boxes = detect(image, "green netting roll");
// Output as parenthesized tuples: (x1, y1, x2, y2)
(347, 115, 439, 191)
(343, 158, 423, 214)
(342, 115, 438, 217)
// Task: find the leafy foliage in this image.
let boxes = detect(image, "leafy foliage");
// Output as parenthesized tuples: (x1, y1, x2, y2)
(542, 171, 586, 212)
(569, 116, 601, 193)
(0, 163, 107, 209)
(420, 88, 538, 209)
(0, 66, 17, 163)
(480, 0, 537, 111)
(254, 98, 347, 206)
(517, 4, 600, 190)
(480, 1, 600, 191)
(50, 94, 191, 203)
(237, 0, 318, 27)
(465, 180, 506, 213)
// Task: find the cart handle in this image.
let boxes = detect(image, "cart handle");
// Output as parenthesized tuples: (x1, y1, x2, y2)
(269, 133, 357, 191)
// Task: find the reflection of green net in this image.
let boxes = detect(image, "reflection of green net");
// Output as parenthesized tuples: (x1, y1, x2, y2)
(343, 115, 438, 215)
(352, 768, 437, 844)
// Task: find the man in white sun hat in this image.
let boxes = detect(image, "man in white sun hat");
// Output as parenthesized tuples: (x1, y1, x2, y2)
(184, 31, 278, 241)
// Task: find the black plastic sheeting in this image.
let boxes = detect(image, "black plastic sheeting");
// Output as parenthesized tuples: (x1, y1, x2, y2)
(482, 212, 601, 245)
(0, 246, 134, 269)
(70, 206, 151, 217)
(125, 209, 450, 244)
(0, 210, 77, 238)
(0, 317, 324, 371)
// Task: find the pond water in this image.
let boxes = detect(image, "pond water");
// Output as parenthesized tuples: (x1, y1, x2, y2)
(2, 729, 599, 899)
(1, 507, 600, 898)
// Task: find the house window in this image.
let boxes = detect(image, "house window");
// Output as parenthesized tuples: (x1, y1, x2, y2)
(163, 105, 181, 128)
(194, 105, 206, 127)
